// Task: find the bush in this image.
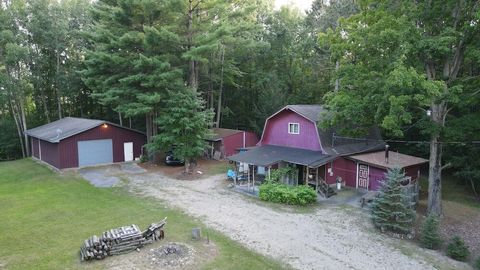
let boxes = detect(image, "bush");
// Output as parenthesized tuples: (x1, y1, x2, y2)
(420, 214, 442, 249)
(446, 236, 470, 261)
(475, 257, 480, 270)
(259, 183, 316, 206)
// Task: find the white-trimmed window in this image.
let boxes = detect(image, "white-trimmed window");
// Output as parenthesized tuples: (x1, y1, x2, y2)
(288, 123, 300, 134)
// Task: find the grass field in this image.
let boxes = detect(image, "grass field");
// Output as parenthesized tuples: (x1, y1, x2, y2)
(0, 159, 284, 270)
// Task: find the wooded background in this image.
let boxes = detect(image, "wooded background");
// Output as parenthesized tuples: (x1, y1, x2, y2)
(0, 0, 479, 206)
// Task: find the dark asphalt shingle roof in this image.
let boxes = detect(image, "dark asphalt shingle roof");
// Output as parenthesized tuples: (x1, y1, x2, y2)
(227, 145, 334, 167)
(25, 117, 144, 143)
(286, 105, 326, 122)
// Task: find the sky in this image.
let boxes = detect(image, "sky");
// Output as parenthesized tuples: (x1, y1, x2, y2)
(274, 0, 314, 13)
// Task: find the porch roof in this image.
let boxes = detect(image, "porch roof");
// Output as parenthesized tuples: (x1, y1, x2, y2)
(227, 144, 334, 168)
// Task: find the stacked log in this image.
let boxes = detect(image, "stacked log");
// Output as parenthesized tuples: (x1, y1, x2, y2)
(80, 218, 167, 261)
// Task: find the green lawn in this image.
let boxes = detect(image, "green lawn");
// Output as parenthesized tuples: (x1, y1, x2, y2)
(0, 159, 284, 270)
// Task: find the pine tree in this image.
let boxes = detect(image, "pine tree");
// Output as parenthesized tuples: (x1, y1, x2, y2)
(446, 236, 470, 261)
(149, 89, 214, 174)
(420, 214, 442, 249)
(370, 167, 416, 235)
(82, 0, 184, 142)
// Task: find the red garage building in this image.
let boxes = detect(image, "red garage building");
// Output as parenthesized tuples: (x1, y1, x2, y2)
(26, 117, 146, 169)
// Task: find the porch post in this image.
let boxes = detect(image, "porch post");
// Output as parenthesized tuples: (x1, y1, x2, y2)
(252, 166, 255, 192)
(315, 167, 319, 192)
(234, 163, 237, 186)
(247, 164, 250, 188)
(268, 166, 271, 181)
(305, 166, 308, 186)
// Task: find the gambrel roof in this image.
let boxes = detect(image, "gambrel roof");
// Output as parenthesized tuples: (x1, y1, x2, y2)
(266, 105, 386, 156)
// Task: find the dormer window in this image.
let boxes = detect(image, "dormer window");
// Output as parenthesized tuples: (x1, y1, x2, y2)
(288, 123, 300, 134)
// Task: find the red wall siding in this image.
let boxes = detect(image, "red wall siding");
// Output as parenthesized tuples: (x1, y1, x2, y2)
(368, 166, 387, 191)
(244, 132, 258, 148)
(222, 131, 259, 157)
(259, 110, 322, 151)
(328, 160, 422, 191)
(31, 137, 39, 158)
(39, 139, 59, 168)
(325, 157, 357, 187)
(58, 125, 146, 169)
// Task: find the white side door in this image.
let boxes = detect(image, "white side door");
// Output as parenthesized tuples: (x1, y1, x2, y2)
(123, 142, 134, 161)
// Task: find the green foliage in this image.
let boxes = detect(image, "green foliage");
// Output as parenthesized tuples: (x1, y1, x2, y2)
(420, 214, 442, 250)
(268, 166, 298, 183)
(321, 0, 480, 215)
(149, 89, 214, 172)
(474, 256, 480, 270)
(446, 236, 470, 261)
(139, 154, 148, 163)
(370, 167, 416, 235)
(83, 0, 184, 126)
(259, 183, 317, 206)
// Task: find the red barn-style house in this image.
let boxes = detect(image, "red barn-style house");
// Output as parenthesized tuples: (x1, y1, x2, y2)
(228, 105, 427, 196)
(26, 117, 146, 169)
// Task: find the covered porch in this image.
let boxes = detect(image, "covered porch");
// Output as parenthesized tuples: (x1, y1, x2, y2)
(227, 145, 337, 197)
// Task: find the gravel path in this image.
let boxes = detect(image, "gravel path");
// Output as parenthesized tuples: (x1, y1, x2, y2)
(81, 165, 471, 270)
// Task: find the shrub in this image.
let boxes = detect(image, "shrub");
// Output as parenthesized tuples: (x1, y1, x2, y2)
(475, 257, 480, 270)
(259, 183, 316, 206)
(446, 236, 470, 261)
(420, 214, 442, 249)
(139, 154, 148, 163)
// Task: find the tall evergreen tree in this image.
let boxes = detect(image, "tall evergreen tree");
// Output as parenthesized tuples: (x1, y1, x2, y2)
(371, 167, 416, 235)
(149, 89, 214, 173)
(82, 0, 185, 142)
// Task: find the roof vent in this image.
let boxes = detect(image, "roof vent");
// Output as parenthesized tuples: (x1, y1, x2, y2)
(56, 128, 63, 139)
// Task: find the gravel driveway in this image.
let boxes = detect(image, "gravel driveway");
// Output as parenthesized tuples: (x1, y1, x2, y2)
(80, 164, 471, 270)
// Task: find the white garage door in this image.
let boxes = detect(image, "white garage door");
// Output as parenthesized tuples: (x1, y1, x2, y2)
(78, 139, 113, 167)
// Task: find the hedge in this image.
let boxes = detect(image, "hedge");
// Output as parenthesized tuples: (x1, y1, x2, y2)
(259, 182, 317, 206)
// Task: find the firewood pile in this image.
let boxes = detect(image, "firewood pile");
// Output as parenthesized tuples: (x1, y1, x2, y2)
(80, 217, 167, 261)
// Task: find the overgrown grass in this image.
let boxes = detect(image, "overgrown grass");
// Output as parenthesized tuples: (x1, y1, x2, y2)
(419, 174, 480, 209)
(0, 159, 285, 270)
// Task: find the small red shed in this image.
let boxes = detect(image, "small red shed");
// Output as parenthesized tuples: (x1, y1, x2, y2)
(26, 117, 146, 169)
(345, 151, 428, 190)
(206, 128, 258, 159)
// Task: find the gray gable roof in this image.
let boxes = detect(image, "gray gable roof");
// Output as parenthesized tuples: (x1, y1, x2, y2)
(25, 117, 145, 143)
(25, 117, 106, 143)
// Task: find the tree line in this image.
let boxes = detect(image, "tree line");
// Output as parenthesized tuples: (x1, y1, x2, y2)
(0, 0, 479, 215)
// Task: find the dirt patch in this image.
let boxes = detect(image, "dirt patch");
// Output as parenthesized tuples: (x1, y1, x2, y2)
(148, 243, 195, 268)
(99, 241, 217, 270)
(138, 159, 228, 180)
